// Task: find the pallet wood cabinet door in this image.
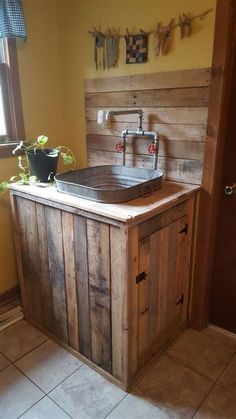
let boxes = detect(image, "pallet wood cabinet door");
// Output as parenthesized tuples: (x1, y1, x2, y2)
(138, 216, 189, 367)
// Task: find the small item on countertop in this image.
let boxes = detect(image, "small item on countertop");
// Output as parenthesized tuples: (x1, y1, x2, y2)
(161, 19, 174, 55)
(106, 29, 120, 68)
(154, 22, 162, 56)
(95, 31, 106, 70)
(125, 31, 148, 64)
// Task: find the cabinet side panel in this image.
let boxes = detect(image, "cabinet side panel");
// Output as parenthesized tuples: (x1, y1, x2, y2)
(62, 211, 79, 351)
(86, 219, 111, 373)
(74, 215, 91, 358)
(138, 237, 151, 360)
(35, 203, 53, 332)
(111, 226, 127, 381)
(45, 206, 68, 343)
(128, 226, 139, 377)
(16, 197, 42, 323)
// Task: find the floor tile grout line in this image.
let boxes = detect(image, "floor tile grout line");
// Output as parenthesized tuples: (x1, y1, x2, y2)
(46, 364, 83, 395)
(13, 363, 76, 418)
(3, 337, 49, 365)
(166, 352, 231, 383)
(215, 351, 236, 391)
(103, 393, 129, 418)
(191, 351, 236, 418)
(16, 393, 73, 419)
(45, 394, 73, 419)
(16, 394, 46, 419)
(191, 380, 219, 418)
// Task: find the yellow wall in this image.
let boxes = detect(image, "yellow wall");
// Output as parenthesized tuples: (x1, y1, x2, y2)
(0, 0, 64, 294)
(0, 0, 216, 294)
(57, 0, 216, 168)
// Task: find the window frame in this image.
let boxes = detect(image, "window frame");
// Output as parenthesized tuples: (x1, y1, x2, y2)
(0, 38, 25, 158)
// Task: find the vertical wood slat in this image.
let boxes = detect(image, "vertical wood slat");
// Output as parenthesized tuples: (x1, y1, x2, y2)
(16, 198, 42, 323)
(138, 237, 150, 361)
(45, 206, 68, 343)
(137, 216, 189, 367)
(128, 226, 139, 377)
(86, 218, 112, 372)
(74, 214, 91, 358)
(111, 226, 127, 381)
(35, 203, 53, 332)
(62, 211, 79, 351)
(10, 194, 26, 311)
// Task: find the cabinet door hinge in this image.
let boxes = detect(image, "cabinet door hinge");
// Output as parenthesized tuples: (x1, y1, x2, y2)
(136, 271, 147, 284)
(176, 294, 184, 305)
(179, 223, 188, 235)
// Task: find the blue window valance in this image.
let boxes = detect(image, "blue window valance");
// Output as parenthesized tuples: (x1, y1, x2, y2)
(0, 0, 27, 39)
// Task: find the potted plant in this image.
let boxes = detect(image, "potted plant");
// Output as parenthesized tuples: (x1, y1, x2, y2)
(0, 135, 75, 193)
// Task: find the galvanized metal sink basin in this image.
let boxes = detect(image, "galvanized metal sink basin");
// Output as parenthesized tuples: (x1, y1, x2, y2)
(55, 165, 163, 203)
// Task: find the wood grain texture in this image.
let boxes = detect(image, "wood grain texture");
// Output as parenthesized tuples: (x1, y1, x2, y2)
(73, 214, 91, 358)
(35, 203, 53, 332)
(86, 107, 209, 125)
(87, 150, 203, 184)
(85, 87, 210, 108)
(16, 198, 42, 323)
(85, 69, 210, 186)
(138, 237, 150, 363)
(62, 211, 79, 350)
(45, 206, 68, 343)
(127, 226, 139, 377)
(86, 121, 206, 141)
(190, 1, 235, 329)
(87, 135, 205, 160)
(84, 68, 211, 93)
(10, 194, 26, 310)
(86, 218, 112, 372)
(110, 226, 128, 381)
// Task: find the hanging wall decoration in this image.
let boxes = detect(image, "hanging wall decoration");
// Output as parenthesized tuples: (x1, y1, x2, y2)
(125, 30, 148, 64)
(88, 8, 213, 70)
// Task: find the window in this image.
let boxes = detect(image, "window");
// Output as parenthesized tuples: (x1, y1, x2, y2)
(0, 38, 25, 158)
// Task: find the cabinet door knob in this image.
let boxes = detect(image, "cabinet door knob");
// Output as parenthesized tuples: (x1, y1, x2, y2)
(224, 183, 236, 195)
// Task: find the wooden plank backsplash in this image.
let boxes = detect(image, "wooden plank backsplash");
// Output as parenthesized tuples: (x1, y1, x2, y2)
(85, 68, 211, 185)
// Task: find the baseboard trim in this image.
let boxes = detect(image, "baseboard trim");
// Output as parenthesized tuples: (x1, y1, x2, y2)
(0, 286, 20, 308)
(208, 323, 236, 340)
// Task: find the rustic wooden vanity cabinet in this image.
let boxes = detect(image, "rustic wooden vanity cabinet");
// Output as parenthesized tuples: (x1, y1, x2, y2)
(10, 182, 198, 389)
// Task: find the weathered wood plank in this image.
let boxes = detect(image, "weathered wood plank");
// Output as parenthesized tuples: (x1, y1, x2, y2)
(138, 237, 150, 365)
(86, 107, 209, 125)
(45, 206, 68, 343)
(73, 215, 91, 358)
(86, 121, 206, 142)
(86, 219, 111, 372)
(87, 150, 203, 184)
(110, 226, 127, 380)
(84, 68, 211, 93)
(62, 211, 79, 351)
(35, 203, 53, 332)
(128, 226, 139, 377)
(10, 194, 26, 311)
(16, 198, 42, 323)
(87, 136, 205, 160)
(85, 87, 210, 108)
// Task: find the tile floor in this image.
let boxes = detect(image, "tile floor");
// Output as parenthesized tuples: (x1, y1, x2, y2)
(0, 306, 236, 418)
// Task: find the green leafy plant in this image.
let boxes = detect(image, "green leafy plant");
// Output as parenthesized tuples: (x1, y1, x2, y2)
(0, 135, 75, 194)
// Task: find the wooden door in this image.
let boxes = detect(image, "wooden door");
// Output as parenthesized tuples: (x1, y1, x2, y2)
(138, 216, 189, 367)
(209, 14, 236, 333)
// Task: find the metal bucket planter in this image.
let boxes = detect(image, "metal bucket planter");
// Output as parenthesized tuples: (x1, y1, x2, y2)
(27, 149, 59, 182)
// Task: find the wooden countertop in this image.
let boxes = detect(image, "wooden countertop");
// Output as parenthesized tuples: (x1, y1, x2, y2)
(10, 181, 199, 225)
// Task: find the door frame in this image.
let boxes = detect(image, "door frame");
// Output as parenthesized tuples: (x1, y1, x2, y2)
(190, 0, 235, 329)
